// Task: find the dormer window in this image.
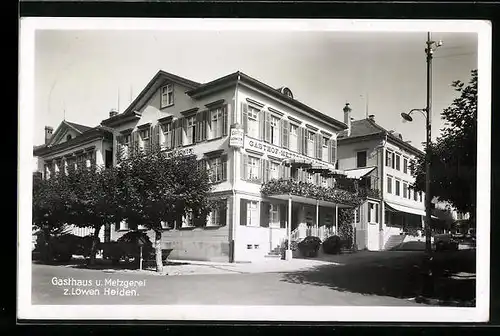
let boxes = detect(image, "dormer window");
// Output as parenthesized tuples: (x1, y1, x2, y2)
(161, 83, 174, 108)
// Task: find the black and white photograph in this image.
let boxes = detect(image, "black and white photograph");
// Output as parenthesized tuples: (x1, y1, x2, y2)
(18, 18, 491, 322)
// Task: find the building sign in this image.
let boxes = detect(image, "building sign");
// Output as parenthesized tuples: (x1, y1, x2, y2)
(244, 138, 332, 168)
(164, 147, 195, 158)
(229, 127, 244, 148)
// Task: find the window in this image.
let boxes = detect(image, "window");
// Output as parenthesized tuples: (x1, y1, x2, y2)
(403, 158, 408, 174)
(355, 207, 361, 223)
(270, 204, 280, 227)
(247, 156, 260, 180)
(322, 137, 329, 162)
(161, 123, 172, 149)
(395, 180, 401, 196)
(208, 157, 226, 183)
(66, 134, 72, 141)
(139, 128, 150, 151)
(208, 205, 227, 227)
(386, 150, 393, 168)
(210, 107, 223, 139)
(185, 116, 196, 145)
(161, 83, 174, 107)
(414, 189, 419, 201)
(368, 202, 379, 223)
(182, 211, 194, 228)
(387, 176, 393, 194)
(306, 131, 315, 157)
(160, 220, 173, 230)
(321, 175, 328, 187)
(269, 161, 280, 180)
(357, 151, 367, 168)
(247, 201, 259, 227)
(270, 116, 280, 145)
(403, 182, 408, 198)
(408, 188, 412, 200)
(247, 106, 260, 138)
(419, 192, 423, 202)
(289, 124, 299, 152)
(118, 220, 129, 231)
(395, 154, 401, 170)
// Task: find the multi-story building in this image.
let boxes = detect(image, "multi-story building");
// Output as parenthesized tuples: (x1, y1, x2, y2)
(33, 120, 114, 240)
(34, 70, 376, 262)
(337, 104, 429, 251)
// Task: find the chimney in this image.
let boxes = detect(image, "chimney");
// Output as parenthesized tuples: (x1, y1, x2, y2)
(44, 126, 53, 144)
(109, 108, 119, 118)
(368, 114, 375, 122)
(343, 103, 352, 137)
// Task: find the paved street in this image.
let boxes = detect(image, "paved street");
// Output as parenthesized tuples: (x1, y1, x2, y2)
(32, 258, 421, 306)
(31, 249, 475, 306)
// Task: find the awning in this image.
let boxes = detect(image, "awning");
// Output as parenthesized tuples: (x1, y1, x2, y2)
(287, 159, 312, 169)
(385, 201, 439, 219)
(344, 167, 376, 179)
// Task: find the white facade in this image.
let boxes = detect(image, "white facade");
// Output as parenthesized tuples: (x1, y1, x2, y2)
(337, 120, 426, 251)
(35, 71, 349, 262)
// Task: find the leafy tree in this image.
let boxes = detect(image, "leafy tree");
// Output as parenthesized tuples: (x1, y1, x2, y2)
(64, 164, 123, 265)
(32, 172, 74, 261)
(117, 146, 213, 272)
(412, 69, 477, 223)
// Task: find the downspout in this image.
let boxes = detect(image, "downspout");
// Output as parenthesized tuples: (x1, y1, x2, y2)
(230, 73, 241, 263)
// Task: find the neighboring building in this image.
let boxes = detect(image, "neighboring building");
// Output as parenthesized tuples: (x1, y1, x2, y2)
(337, 105, 429, 251)
(33, 120, 114, 241)
(34, 70, 355, 262)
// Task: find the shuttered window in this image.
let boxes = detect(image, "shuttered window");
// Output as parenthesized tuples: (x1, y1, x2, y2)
(247, 106, 260, 138)
(161, 122, 172, 149)
(242, 155, 261, 183)
(322, 137, 329, 162)
(208, 156, 227, 183)
(185, 116, 196, 145)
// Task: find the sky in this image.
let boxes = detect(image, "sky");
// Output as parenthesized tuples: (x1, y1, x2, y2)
(33, 25, 478, 150)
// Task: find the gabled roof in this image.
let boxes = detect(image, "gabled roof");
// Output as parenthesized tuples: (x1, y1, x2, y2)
(34, 125, 112, 157)
(101, 69, 347, 132)
(186, 71, 347, 131)
(101, 70, 201, 126)
(338, 119, 383, 139)
(64, 121, 93, 134)
(47, 120, 94, 147)
(338, 118, 424, 156)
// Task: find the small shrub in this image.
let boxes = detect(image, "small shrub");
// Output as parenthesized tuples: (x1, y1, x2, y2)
(322, 235, 342, 254)
(298, 236, 322, 257)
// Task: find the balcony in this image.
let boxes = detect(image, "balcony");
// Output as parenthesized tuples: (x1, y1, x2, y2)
(260, 178, 370, 207)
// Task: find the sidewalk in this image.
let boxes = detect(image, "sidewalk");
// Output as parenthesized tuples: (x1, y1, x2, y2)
(163, 258, 336, 276)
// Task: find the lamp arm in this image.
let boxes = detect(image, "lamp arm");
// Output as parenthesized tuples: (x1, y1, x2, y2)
(408, 108, 428, 119)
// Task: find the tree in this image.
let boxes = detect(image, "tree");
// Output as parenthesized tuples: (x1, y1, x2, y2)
(412, 69, 477, 223)
(32, 172, 74, 262)
(64, 164, 123, 266)
(117, 146, 213, 273)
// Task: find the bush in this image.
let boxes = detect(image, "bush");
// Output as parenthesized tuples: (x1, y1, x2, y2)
(297, 236, 322, 257)
(322, 235, 342, 254)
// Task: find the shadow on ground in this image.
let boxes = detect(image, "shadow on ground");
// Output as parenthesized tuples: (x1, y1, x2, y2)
(280, 250, 476, 306)
(32, 258, 190, 271)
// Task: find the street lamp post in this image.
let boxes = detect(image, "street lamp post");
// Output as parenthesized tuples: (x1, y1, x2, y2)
(401, 32, 442, 299)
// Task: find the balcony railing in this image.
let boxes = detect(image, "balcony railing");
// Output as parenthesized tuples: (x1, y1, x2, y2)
(261, 178, 371, 207)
